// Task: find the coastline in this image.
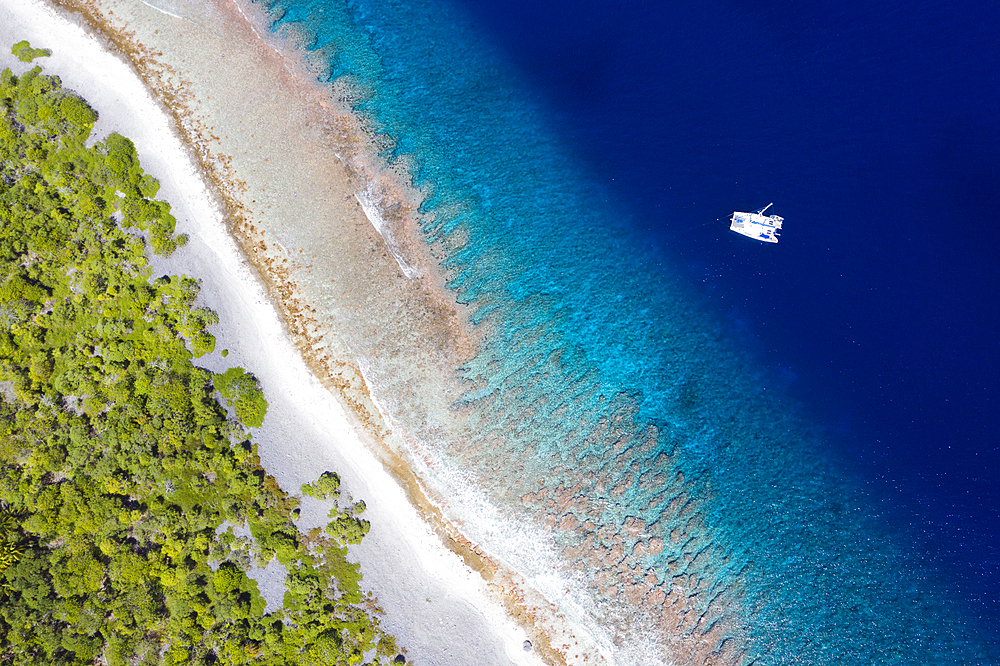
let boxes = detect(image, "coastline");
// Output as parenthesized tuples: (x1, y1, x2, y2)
(4, 0, 996, 663)
(0, 0, 595, 662)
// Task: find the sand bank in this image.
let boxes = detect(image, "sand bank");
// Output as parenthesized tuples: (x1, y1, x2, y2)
(0, 0, 555, 663)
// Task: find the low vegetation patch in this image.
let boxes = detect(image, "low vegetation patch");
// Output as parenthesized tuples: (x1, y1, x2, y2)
(10, 41, 51, 64)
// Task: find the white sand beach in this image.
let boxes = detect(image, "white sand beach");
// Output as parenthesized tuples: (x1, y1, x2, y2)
(0, 1, 551, 663)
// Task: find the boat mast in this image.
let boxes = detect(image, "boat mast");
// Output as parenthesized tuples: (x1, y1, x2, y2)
(758, 202, 774, 215)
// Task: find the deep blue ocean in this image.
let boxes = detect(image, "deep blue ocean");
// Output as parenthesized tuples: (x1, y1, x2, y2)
(454, 0, 1000, 627)
(258, 0, 999, 662)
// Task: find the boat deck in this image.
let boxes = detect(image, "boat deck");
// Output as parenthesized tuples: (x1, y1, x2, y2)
(730, 207, 783, 243)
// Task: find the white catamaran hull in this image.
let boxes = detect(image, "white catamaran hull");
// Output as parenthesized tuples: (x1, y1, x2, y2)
(730, 203, 783, 243)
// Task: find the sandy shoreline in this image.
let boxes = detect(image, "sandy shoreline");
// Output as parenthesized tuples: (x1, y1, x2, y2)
(0, 0, 566, 663)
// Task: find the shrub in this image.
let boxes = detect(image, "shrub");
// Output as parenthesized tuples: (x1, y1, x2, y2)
(11, 41, 51, 63)
(213, 367, 268, 428)
(301, 471, 341, 500)
(59, 96, 98, 131)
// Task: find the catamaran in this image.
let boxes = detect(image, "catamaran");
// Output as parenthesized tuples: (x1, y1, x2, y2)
(730, 203, 783, 243)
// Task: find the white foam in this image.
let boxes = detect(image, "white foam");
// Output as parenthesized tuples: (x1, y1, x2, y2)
(137, 0, 185, 20)
(355, 188, 419, 279)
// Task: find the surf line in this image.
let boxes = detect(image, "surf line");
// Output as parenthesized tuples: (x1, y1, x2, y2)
(137, 0, 184, 20)
(354, 190, 419, 280)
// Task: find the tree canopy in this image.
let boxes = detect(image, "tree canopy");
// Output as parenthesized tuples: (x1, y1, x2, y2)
(214, 367, 267, 429)
(0, 53, 400, 665)
(10, 41, 51, 64)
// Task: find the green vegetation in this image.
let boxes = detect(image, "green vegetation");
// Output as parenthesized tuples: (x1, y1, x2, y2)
(302, 474, 370, 545)
(0, 56, 398, 664)
(10, 41, 51, 64)
(213, 367, 267, 428)
(301, 471, 341, 500)
(0, 506, 24, 574)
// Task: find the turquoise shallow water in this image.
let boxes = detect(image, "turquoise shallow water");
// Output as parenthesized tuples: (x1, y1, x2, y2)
(255, 0, 999, 662)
